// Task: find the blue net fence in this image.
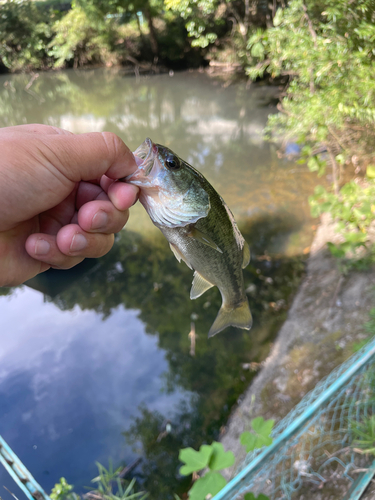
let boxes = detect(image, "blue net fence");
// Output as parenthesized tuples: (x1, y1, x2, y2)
(214, 336, 375, 500)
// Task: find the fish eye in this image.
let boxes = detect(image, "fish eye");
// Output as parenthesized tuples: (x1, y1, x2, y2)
(165, 156, 180, 170)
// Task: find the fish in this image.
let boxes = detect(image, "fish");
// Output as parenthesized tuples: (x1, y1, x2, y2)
(123, 138, 252, 337)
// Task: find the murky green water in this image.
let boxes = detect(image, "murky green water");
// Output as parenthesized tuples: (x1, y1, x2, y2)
(0, 69, 318, 499)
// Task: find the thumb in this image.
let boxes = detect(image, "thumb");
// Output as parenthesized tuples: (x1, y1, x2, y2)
(40, 132, 138, 182)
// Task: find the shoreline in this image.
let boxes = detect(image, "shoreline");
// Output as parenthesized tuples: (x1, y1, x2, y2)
(0, 60, 246, 77)
(220, 213, 375, 498)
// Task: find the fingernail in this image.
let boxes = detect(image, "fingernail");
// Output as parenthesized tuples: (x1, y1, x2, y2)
(70, 233, 87, 253)
(91, 210, 108, 230)
(35, 239, 50, 255)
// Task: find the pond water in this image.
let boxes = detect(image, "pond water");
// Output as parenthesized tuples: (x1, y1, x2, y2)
(0, 69, 318, 500)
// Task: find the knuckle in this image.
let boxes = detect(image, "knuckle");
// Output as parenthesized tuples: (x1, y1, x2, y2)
(101, 132, 129, 159)
(101, 132, 120, 153)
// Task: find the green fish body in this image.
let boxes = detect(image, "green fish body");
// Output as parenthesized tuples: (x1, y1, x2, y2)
(124, 138, 252, 337)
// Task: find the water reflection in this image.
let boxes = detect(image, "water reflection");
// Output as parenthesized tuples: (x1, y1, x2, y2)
(0, 286, 190, 494)
(0, 69, 316, 500)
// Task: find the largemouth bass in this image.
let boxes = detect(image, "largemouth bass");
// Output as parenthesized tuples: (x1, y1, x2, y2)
(124, 138, 252, 337)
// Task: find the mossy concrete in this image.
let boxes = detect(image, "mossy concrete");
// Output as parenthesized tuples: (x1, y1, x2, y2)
(220, 213, 375, 498)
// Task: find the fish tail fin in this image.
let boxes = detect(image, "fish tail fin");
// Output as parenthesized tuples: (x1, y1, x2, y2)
(208, 299, 253, 338)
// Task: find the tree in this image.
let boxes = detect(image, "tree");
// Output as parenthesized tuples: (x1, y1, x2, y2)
(246, 0, 375, 259)
(50, 3, 120, 68)
(164, 0, 285, 54)
(0, 0, 56, 70)
(75, 0, 161, 57)
(247, 0, 375, 174)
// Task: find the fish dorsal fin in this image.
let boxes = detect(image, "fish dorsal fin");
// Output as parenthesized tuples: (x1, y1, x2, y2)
(242, 241, 251, 269)
(169, 243, 192, 269)
(190, 271, 214, 300)
(188, 227, 223, 254)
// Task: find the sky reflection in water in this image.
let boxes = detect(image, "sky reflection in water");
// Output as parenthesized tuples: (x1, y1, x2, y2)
(0, 69, 318, 499)
(1, 287, 187, 493)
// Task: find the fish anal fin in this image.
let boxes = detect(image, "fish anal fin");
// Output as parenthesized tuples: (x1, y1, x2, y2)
(242, 241, 251, 269)
(208, 299, 252, 337)
(188, 227, 223, 254)
(169, 243, 192, 270)
(190, 271, 214, 300)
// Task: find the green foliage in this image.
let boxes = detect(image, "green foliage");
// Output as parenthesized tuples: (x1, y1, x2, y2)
(245, 0, 375, 264)
(208, 442, 235, 471)
(51, 463, 148, 500)
(50, 478, 74, 500)
(179, 445, 214, 475)
(0, 0, 202, 70)
(165, 0, 218, 48)
(365, 308, 375, 335)
(352, 415, 375, 455)
(351, 309, 375, 352)
(247, 0, 375, 129)
(244, 494, 270, 500)
(179, 442, 234, 475)
(188, 472, 226, 499)
(0, 0, 57, 70)
(50, 3, 120, 68)
(165, 0, 284, 56)
(352, 338, 371, 353)
(309, 181, 375, 259)
(240, 417, 274, 453)
(178, 418, 273, 499)
(91, 462, 148, 500)
(366, 165, 375, 179)
(179, 441, 234, 499)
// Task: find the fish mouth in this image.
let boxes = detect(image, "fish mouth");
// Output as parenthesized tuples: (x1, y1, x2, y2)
(124, 138, 158, 185)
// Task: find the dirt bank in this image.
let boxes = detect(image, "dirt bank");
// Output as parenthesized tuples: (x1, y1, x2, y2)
(221, 213, 375, 499)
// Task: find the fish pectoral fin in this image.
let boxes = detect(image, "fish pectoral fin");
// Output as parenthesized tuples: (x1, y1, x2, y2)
(242, 241, 251, 269)
(190, 271, 214, 300)
(188, 227, 223, 254)
(169, 243, 181, 263)
(208, 299, 253, 337)
(169, 243, 192, 270)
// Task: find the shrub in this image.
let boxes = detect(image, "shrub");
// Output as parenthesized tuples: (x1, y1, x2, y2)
(0, 0, 56, 70)
(50, 3, 120, 68)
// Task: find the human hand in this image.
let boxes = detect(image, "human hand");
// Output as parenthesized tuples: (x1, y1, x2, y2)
(0, 124, 139, 287)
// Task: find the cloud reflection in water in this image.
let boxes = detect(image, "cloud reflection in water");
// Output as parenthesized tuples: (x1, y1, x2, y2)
(0, 287, 189, 493)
